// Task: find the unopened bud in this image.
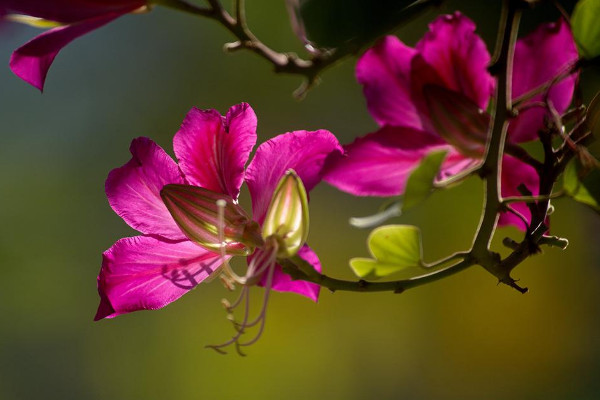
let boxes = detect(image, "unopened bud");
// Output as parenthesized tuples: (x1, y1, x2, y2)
(262, 170, 309, 258)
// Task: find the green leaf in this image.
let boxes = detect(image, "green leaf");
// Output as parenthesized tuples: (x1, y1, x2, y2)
(290, 0, 437, 49)
(350, 225, 423, 279)
(403, 150, 448, 211)
(572, 0, 600, 59)
(563, 160, 600, 211)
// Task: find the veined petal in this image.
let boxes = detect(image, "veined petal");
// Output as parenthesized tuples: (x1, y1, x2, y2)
(416, 12, 494, 110)
(254, 245, 321, 302)
(423, 84, 489, 157)
(510, 19, 578, 143)
(323, 126, 447, 197)
(356, 35, 428, 130)
(498, 155, 540, 230)
(2, 0, 145, 23)
(161, 184, 262, 255)
(106, 137, 186, 240)
(246, 129, 342, 224)
(173, 104, 257, 199)
(9, 11, 127, 91)
(95, 236, 226, 320)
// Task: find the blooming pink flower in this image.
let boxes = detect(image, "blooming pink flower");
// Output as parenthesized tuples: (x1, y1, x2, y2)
(95, 103, 342, 323)
(2, 0, 147, 90)
(324, 13, 578, 230)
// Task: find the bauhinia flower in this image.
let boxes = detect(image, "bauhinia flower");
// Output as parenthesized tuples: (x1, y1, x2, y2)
(1, 0, 148, 90)
(95, 103, 342, 352)
(324, 12, 578, 230)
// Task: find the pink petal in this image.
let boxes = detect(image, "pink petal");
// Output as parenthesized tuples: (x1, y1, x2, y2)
(510, 19, 578, 143)
(498, 155, 540, 230)
(422, 84, 489, 158)
(245, 129, 342, 223)
(3, 0, 144, 23)
(95, 236, 225, 320)
(416, 12, 494, 110)
(438, 149, 480, 180)
(255, 245, 322, 302)
(106, 137, 186, 240)
(323, 126, 448, 196)
(173, 104, 257, 199)
(9, 12, 126, 91)
(356, 35, 427, 130)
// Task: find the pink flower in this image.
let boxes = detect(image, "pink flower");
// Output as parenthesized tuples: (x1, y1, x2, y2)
(2, 0, 147, 90)
(324, 13, 578, 230)
(95, 103, 342, 330)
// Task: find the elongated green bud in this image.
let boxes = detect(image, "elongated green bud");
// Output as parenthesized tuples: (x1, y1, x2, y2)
(262, 170, 309, 258)
(161, 184, 264, 256)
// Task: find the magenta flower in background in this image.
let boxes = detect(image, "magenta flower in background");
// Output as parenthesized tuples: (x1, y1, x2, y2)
(324, 13, 578, 230)
(1, 0, 147, 90)
(95, 103, 342, 324)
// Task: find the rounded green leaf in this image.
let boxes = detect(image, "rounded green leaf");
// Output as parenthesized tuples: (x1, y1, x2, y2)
(572, 0, 600, 59)
(564, 160, 600, 211)
(349, 225, 423, 279)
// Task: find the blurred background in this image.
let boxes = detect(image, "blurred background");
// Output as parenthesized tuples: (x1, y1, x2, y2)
(1, 0, 599, 399)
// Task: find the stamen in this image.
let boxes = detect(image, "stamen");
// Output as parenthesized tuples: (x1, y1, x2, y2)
(206, 239, 280, 354)
(219, 274, 236, 291)
(239, 242, 279, 347)
(206, 286, 251, 354)
(243, 247, 273, 286)
(216, 199, 246, 285)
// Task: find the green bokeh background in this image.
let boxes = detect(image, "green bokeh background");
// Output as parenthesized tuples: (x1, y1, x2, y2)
(1, 1, 599, 399)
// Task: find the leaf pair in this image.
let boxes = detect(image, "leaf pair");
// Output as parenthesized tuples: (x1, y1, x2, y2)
(350, 225, 424, 280)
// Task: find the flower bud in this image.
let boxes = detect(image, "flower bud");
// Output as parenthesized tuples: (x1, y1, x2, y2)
(161, 184, 264, 256)
(262, 170, 309, 258)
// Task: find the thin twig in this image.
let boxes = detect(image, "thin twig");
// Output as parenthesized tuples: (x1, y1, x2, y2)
(502, 191, 564, 204)
(157, 0, 438, 97)
(280, 257, 474, 294)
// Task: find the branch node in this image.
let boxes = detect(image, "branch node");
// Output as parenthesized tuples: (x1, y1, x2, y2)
(502, 277, 529, 294)
(503, 237, 519, 250)
(223, 41, 243, 53)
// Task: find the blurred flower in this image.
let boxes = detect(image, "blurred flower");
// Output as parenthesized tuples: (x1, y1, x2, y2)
(324, 12, 578, 230)
(1, 0, 147, 90)
(95, 103, 341, 349)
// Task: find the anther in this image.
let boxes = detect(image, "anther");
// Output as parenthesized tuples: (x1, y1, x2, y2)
(221, 298, 231, 310)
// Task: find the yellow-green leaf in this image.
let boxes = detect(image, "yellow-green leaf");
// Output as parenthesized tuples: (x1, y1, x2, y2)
(350, 225, 423, 279)
(572, 0, 600, 59)
(563, 160, 600, 211)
